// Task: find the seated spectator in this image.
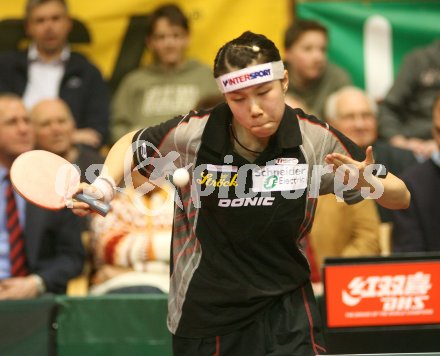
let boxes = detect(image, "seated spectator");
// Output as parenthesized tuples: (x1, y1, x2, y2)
(392, 93, 440, 252)
(308, 194, 381, 282)
(111, 4, 219, 141)
(378, 40, 440, 159)
(30, 98, 104, 183)
(283, 19, 352, 119)
(324, 86, 417, 222)
(0, 0, 110, 148)
(0, 93, 84, 298)
(88, 184, 173, 294)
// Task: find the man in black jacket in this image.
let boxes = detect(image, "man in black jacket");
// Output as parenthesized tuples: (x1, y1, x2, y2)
(379, 41, 440, 159)
(392, 93, 440, 252)
(0, 0, 110, 148)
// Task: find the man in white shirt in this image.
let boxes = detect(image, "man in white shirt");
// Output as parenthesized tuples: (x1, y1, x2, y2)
(0, 0, 110, 148)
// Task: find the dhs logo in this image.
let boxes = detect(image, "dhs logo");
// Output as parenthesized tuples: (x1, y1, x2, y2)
(342, 272, 432, 312)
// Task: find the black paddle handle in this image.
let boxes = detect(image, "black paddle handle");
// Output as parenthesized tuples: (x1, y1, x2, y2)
(74, 193, 111, 216)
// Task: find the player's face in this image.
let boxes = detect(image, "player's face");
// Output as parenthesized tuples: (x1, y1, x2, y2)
(332, 92, 377, 148)
(0, 98, 34, 164)
(225, 72, 288, 138)
(284, 30, 327, 82)
(147, 18, 189, 67)
(433, 100, 440, 149)
(26, 0, 72, 55)
(31, 100, 75, 156)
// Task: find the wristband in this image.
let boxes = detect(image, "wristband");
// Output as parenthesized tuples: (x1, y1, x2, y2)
(91, 175, 117, 203)
(372, 164, 387, 178)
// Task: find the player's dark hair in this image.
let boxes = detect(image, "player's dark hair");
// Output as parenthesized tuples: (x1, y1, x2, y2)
(25, 0, 68, 19)
(213, 31, 281, 78)
(284, 19, 328, 50)
(146, 4, 189, 37)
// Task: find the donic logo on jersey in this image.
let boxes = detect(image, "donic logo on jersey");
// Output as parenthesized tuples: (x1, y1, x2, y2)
(222, 69, 271, 88)
(218, 197, 275, 207)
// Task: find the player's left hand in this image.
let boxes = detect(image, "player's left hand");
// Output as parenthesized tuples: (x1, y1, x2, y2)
(325, 146, 379, 191)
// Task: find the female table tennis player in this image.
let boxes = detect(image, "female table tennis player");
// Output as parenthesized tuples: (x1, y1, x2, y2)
(72, 31, 410, 355)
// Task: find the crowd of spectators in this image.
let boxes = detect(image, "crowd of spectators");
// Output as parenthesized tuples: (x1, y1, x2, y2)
(0, 0, 438, 300)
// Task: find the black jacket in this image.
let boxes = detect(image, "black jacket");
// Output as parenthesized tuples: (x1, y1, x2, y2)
(0, 50, 110, 144)
(25, 204, 85, 294)
(373, 140, 417, 222)
(392, 159, 440, 253)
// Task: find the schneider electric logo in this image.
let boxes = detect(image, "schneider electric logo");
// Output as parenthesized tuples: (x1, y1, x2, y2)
(342, 272, 432, 312)
(264, 175, 278, 189)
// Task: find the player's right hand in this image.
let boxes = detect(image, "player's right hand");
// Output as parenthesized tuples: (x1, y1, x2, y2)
(70, 182, 103, 216)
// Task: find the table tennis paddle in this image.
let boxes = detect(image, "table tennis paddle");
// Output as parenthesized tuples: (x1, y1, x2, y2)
(10, 150, 110, 216)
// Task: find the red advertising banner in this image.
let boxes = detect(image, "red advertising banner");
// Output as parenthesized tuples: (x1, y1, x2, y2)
(325, 261, 440, 328)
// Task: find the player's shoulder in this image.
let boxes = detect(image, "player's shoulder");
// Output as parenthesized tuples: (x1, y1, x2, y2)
(183, 108, 211, 121)
(136, 109, 211, 141)
(295, 107, 364, 160)
(173, 109, 211, 135)
(292, 107, 330, 145)
(294, 107, 328, 131)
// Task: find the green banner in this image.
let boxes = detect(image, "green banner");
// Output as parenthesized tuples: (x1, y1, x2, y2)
(0, 296, 56, 356)
(56, 295, 171, 356)
(297, 1, 440, 99)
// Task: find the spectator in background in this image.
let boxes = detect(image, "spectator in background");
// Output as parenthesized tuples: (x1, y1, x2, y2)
(283, 19, 351, 119)
(111, 4, 219, 142)
(0, 0, 110, 148)
(88, 184, 173, 295)
(379, 40, 440, 159)
(285, 93, 310, 112)
(324, 86, 417, 223)
(392, 93, 440, 252)
(30, 98, 104, 183)
(308, 194, 381, 282)
(0, 93, 84, 298)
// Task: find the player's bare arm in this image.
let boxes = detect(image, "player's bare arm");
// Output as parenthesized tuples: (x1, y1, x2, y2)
(72, 130, 137, 216)
(325, 145, 411, 210)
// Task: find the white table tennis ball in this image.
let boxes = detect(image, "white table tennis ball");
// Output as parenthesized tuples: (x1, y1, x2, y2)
(172, 168, 190, 187)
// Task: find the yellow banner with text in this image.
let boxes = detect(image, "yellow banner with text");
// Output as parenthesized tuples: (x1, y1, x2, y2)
(0, 0, 289, 90)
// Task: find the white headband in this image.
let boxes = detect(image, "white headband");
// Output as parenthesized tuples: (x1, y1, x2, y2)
(216, 61, 285, 93)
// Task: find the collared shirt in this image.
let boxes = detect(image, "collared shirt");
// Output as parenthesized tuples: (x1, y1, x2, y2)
(22, 43, 71, 109)
(0, 166, 27, 279)
(132, 103, 365, 338)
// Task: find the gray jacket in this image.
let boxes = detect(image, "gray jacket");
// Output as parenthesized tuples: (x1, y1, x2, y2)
(379, 40, 440, 140)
